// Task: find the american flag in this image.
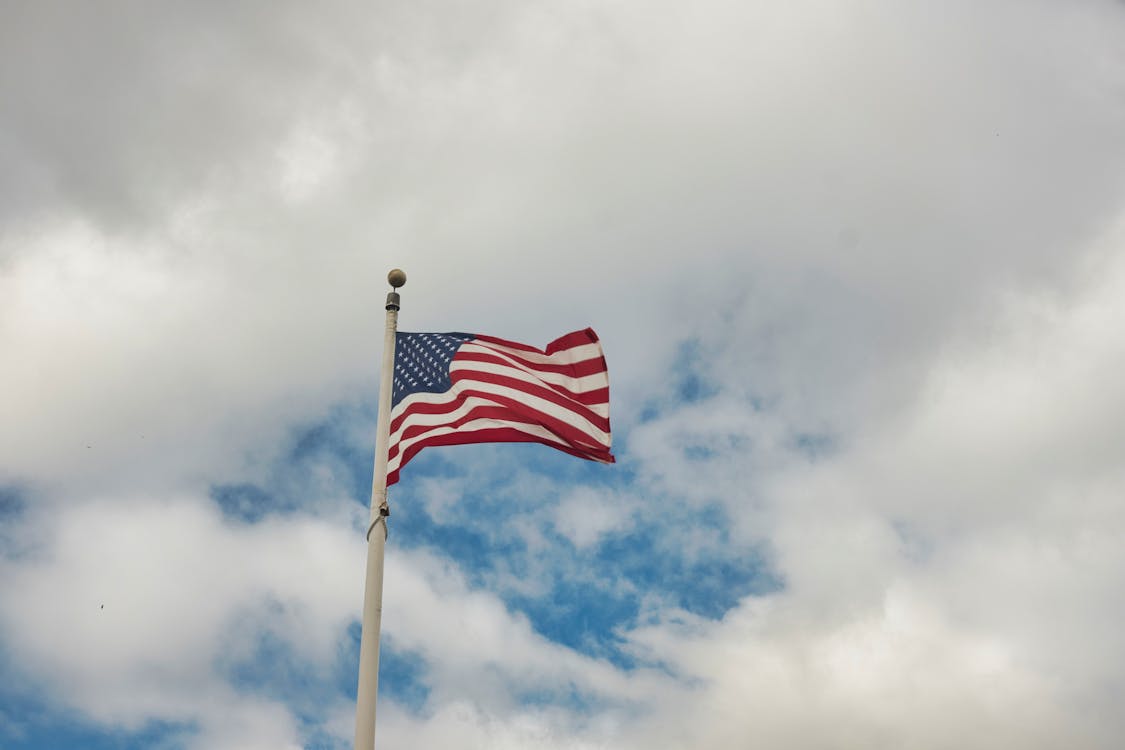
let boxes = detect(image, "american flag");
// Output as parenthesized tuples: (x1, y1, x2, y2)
(386, 327, 614, 485)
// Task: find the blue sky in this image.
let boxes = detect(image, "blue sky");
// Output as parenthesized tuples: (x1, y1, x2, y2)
(3, 1, 1125, 748)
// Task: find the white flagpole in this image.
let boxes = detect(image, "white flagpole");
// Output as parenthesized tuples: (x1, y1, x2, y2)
(354, 268, 406, 750)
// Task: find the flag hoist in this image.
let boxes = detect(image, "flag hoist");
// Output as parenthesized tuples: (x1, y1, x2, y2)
(354, 268, 615, 748)
(353, 268, 405, 750)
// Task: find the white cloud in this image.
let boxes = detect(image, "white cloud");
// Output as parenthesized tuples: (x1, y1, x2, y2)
(3, 0, 1125, 747)
(607, 219, 1125, 748)
(623, 586, 1093, 750)
(382, 547, 666, 712)
(377, 699, 620, 750)
(0, 494, 363, 741)
(553, 487, 636, 549)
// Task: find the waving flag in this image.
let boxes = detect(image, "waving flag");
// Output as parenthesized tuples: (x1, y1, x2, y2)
(386, 327, 614, 485)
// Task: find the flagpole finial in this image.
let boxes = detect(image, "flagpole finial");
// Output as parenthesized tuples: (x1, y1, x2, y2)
(388, 268, 407, 288)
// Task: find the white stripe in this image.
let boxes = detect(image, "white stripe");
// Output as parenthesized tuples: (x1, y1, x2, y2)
(388, 385, 609, 449)
(451, 355, 608, 395)
(389, 391, 488, 446)
(450, 378, 608, 442)
(451, 361, 609, 420)
(388, 418, 573, 473)
(586, 401, 609, 420)
(475, 340, 604, 367)
(458, 342, 608, 391)
(390, 385, 607, 419)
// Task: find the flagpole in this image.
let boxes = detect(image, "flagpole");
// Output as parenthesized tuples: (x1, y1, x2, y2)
(354, 268, 406, 750)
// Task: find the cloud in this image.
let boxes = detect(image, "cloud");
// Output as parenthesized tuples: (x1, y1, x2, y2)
(382, 546, 670, 712)
(608, 219, 1125, 748)
(5, 0, 1124, 499)
(0, 493, 362, 745)
(552, 487, 637, 549)
(3, 0, 1125, 748)
(622, 587, 1097, 750)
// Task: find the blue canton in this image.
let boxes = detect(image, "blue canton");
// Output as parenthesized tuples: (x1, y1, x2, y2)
(392, 332, 475, 408)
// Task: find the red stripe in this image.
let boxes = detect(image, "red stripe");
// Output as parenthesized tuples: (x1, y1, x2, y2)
(388, 392, 610, 463)
(473, 328, 602, 362)
(573, 387, 610, 407)
(451, 355, 608, 408)
(387, 426, 615, 486)
(473, 328, 600, 355)
(544, 327, 600, 354)
(401, 387, 607, 453)
(386, 327, 613, 485)
(389, 405, 558, 458)
(388, 350, 607, 435)
(454, 349, 608, 379)
(390, 398, 459, 435)
(449, 369, 610, 432)
(470, 334, 543, 353)
(388, 389, 607, 437)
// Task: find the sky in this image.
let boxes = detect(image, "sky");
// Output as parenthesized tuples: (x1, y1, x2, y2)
(2, 1, 1125, 748)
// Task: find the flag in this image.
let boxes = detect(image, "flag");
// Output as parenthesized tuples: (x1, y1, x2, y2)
(386, 327, 614, 485)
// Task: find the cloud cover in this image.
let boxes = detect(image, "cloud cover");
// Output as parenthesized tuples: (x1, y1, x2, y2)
(3, 0, 1125, 747)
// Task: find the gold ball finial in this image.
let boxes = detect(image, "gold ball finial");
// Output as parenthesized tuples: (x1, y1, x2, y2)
(387, 268, 407, 288)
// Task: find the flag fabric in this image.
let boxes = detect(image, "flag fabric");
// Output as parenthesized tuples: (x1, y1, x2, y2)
(386, 327, 614, 485)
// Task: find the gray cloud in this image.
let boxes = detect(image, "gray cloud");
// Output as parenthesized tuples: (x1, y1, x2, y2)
(2, 0, 1125, 747)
